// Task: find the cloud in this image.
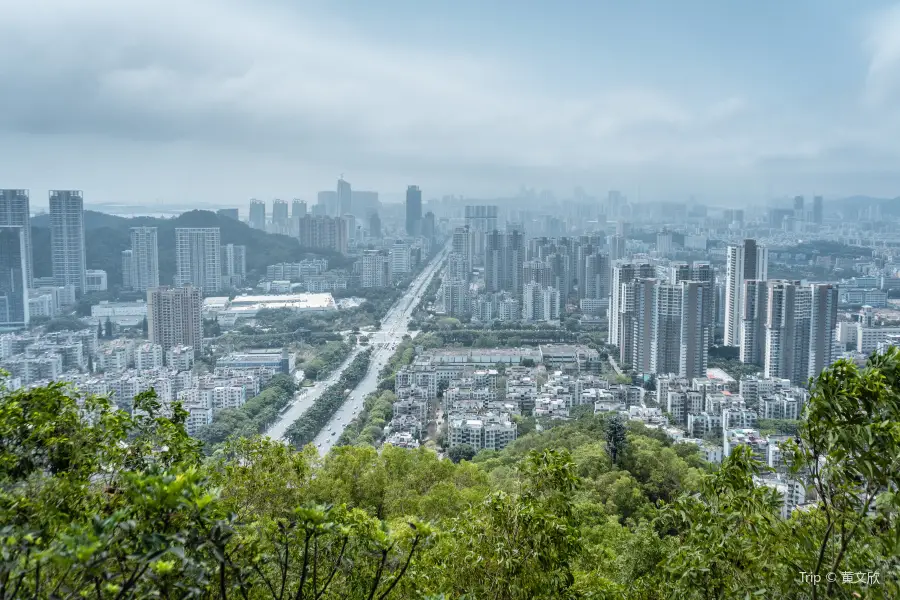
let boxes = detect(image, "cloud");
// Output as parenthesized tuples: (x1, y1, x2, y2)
(0, 0, 897, 203)
(0, 0, 757, 176)
(864, 4, 900, 106)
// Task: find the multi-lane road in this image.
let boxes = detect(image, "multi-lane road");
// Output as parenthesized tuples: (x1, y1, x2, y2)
(266, 242, 449, 452)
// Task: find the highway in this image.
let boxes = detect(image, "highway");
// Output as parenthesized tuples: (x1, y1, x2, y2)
(266, 242, 449, 449)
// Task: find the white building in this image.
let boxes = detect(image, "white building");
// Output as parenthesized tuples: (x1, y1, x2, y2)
(129, 227, 160, 292)
(49, 190, 86, 292)
(724, 239, 768, 347)
(84, 269, 108, 293)
(175, 228, 221, 294)
(135, 342, 164, 372)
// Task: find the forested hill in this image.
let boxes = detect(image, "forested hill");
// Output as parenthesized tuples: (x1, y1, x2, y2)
(30, 210, 352, 286)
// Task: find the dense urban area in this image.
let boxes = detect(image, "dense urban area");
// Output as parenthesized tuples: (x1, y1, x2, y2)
(1, 186, 899, 598)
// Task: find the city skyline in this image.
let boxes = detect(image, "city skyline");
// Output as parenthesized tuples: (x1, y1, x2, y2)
(4, 2, 900, 206)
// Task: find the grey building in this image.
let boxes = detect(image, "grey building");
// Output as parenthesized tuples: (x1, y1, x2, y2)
(0, 226, 29, 328)
(405, 185, 422, 236)
(49, 190, 86, 292)
(175, 228, 221, 294)
(0, 190, 32, 288)
(129, 227, 160, 291)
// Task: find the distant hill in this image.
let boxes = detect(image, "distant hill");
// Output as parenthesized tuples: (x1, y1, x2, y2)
(31, 210, 352, 287)
(827, 195, 900, 218)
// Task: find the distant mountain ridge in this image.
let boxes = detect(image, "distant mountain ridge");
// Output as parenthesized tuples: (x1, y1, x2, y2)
(30, 210, 350, 288)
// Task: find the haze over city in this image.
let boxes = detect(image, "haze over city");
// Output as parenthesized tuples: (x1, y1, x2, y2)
(5, 0, 900, 208)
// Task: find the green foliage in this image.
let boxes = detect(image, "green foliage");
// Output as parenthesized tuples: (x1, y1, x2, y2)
(447, 444, 476, 463)
(286, 349, 372, 447)
(42, 315, 90, 332)
(3, 348, 900, 599)
(195, 373, 297, 449)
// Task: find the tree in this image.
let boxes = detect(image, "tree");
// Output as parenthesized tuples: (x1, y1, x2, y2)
(104, 316, 114, 338)
(98, 320, 104, 338)
(447, 444, 477, 463)
(141, 315, 149, 336)
(605, 413, 628, 465)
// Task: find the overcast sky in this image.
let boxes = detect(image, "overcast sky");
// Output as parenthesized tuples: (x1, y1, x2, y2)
(3, 0, 900, 209)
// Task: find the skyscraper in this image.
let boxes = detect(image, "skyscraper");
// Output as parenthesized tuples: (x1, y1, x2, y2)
(0, 226, 29, 328)
(272, 199, 289, 233)
(121, 250, 133, 290)
(337, 178, 352, 216)
(249, 199, 266, 230)
(220, 244, 247, 288)
(405, 185, 422, 236)
(292, 199, 307, 217)
(808, 283, 838, 380)
(621, 277, 656, 373)
(175, 228, 221, 294)
(651, 283, 683, 376)
(422, 211, 436, 240)
(724, 239, 768, 346)
(129, 227, 159, 292)
(739, 279, 768, 366)
(583, 252, 610, 300)
(793, 195, 805, 221)
(765, 280, 811, 386)
(49, 190, 86, 292)
(0, 190, 32, 288)
(148, 286, 203, 355)
(464, 205, 498, 266)
(484, 229, 525, 300)
(369, 213, 382, 239)
(609, 261, 655, 346)
(812, 196, 824, 225)
(678, 280, 709, 379)
(297, 215, 348, 253)
(317, 191, 339, 217)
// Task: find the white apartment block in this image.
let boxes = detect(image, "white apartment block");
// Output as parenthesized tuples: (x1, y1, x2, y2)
(135, 343, 164, 372)
(49, 190, 86, 292)
(175, 228, 221, 293)
(129, 227, 160, 292)
(724, 239, 768, 347)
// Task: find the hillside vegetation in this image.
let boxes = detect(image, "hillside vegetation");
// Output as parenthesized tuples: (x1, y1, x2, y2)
(30, 209, 351, 286)
(1, 348, 899, 599)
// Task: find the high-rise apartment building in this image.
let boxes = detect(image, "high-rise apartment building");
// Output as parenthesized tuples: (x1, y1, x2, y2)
(485, 229, 525, 300)
(724, 239, 768, 346)
(452, 226, 472, 274)
(671, 262, 714, 347)
(607, 234, 626, 262)
(621, 278, 656, 373)
(317, 191, 338, 217)
(390, 240, 411, 279)
(405, 185, 422, 236)
(337, 178, 352, 216)
(175, 228, 221, 294)
(297, 215, 348, 254)
(651, 283, 683, 376)
(129, 227, 159, 292)
(464, 205, 498, 266)
(360, 250, 390, 288)
(220, 244, 247, 287)
(678, 280, 709, 379)
(49, 190, 86, 292)
(121, 250, 133, 289)
(740, 279, 768, 366)
(249, 199, 266, 230)
(147, 286, 203, 355)
(764, 280, 811, 386)
(0, 190, 32, 288)
(812, 196, 823, 225)
(808, 283, 838, 381)
(0, 226, 29, 328)
(369, 213, 382, 239)
(609, 261, 654, 346)
(292, 199, 307, 218)
(522, 282, 560, 322)
(583, 252, 610, 300)
(793, 195, 805, 221)
(272, 200, 289, 234)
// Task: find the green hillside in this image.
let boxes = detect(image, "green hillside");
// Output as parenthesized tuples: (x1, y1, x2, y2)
(30, 210, 351, 286)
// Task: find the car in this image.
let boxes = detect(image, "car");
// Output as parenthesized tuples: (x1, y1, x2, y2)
(330, 432, 336, 436)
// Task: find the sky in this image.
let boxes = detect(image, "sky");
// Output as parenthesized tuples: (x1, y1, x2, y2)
(2, 0, 900, 209)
